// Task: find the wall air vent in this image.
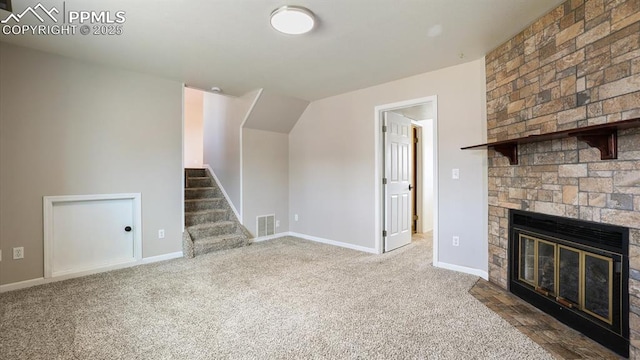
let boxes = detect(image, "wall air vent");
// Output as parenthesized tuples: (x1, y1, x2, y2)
(257, 214, 275, 237)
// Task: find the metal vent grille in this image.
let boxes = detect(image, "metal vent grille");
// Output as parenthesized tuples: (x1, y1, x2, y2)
(257, 214, 275, 237)
(511, 210, 627, 253)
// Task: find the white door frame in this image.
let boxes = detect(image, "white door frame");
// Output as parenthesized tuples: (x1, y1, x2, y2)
(181, 84, 185, 232)
(374, 96, 438, 264)
(43, 193, 143, 279)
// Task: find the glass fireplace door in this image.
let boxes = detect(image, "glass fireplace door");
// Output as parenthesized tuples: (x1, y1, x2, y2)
(558, 245, 580, 307)
(583, 253, 613, 324)
(518, 233, 614, 325)
(518, 234, 557, 295)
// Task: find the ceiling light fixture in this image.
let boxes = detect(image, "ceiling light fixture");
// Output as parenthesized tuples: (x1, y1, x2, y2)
(270, 6, 315, 35)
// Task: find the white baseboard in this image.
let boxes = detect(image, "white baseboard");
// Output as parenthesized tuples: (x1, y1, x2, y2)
(0, 251, 184, 293)
(251, 232, 290, 243)
(50, 258, 139, 279)
(203, 164, 241, 222)
(0, 277, 47, 293)
(140, 251, 184, 264)
(434, 261, 489, 280)
(289, 232, 378, 254)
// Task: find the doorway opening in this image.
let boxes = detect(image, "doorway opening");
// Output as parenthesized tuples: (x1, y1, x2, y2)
(182, 86, 207, 231)
(374, 97, 438, 261)
(183, 87, 205, 169)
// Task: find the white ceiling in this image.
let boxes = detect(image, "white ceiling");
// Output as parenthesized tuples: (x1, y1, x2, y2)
(0, 0, 564, 101)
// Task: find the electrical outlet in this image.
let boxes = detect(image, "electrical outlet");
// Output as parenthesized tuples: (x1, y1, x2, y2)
(13, 247, 24, 260)
(158, 229, 165, 239)
(294, 214, 299, 221)
(452, 168, 460, 180)
(275, 220, 280, 228)
(452, 236, 460, 247)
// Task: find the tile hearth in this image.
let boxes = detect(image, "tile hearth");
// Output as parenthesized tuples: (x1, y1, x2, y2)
(470, 279, 623, 359)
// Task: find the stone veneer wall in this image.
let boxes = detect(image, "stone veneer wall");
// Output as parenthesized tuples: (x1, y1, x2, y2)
(485, 0, 640, 356)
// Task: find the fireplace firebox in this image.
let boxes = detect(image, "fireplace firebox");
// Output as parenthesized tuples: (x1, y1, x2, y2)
(509, 210, 629, 357)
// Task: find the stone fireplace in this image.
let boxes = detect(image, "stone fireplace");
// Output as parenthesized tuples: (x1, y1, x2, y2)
(509, 209, 629, 355)
(484, 0, 640, 357)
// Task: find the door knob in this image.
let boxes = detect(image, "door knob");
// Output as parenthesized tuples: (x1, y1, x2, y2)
(409, 184, 413, 191)
(124, 226, 132, 232)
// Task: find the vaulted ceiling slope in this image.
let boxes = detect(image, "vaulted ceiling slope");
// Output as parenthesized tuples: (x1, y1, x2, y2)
(243, 90, 310, 134)
(0, 0, 564, 101)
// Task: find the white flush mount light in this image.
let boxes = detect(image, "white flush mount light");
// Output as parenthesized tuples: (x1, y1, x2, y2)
(270, 6, 315, 35)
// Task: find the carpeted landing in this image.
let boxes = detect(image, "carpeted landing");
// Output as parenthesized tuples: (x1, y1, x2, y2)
(0, 235, 553, 359)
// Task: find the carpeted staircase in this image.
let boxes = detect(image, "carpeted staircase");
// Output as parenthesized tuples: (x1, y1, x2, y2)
(182, 168, 251, 258)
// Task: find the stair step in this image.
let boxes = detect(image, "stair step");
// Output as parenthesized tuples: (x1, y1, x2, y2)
(184, 198, 224, 212)
(188, 221, 236, 240)
(183, 167, 252, 259)
(186, 177, 213, 188)
(193, 234, 248, 256)
(185, 187, 218, 200)
(185, 209, 227, 226)
(185, 168, 207, 178)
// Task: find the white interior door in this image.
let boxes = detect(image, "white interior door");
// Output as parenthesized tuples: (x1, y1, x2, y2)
(384, 111, 412, 252)
(46, 194, 141, 278)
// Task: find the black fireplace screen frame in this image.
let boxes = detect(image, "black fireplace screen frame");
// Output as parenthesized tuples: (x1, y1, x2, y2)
(508, 209, 629, 357)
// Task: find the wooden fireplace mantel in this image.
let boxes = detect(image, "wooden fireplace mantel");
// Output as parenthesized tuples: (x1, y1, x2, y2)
(461, 117, 640, 165)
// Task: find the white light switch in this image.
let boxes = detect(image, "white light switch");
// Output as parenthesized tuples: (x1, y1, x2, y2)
(452, 168, 460, 180)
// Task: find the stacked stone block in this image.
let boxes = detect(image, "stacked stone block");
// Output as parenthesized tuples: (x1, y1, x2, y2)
(485, 0, 640, 356)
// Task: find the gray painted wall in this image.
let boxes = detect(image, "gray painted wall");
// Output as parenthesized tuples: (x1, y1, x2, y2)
(242, 128, 289, 236)
(289, 59, 488, 272)
(0, 43, 183, 285)
(202, 90, 259, 213)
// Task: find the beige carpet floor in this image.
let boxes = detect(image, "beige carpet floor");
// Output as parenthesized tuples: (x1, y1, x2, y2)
(0, 235, 553, 359)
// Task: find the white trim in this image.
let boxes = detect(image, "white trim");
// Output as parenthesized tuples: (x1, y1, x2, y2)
(434, 261, 489, 280)
(181, 84, 186, 232)
(289, 232, 378, 254)
(43, 193, 143, 279)
(431, 98, 439, 267)
(374, 96, 439, 258)
(204, 164, 241, 221)
(49, 258, 138, 278)
(0, 278, 46, 293)
(0, 251, 183, 293)
(251, 232, 290, 243)
(239, 88, 264, 224)
(139, 251, 184, 264)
